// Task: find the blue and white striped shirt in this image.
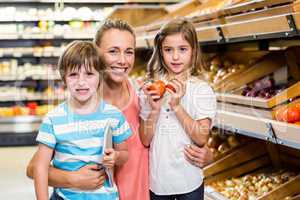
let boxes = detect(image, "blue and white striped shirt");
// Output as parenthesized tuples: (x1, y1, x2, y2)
(36, 100, 132, 200)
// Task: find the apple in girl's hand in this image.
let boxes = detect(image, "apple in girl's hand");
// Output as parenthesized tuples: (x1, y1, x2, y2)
(165, 83, 176, 93)
(147, 80, 166, 98)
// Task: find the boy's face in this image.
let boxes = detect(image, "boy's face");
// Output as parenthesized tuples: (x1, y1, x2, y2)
(65, 66, 100, 104)
(98, 29, 135, 83)
(161, 33, 192, 76)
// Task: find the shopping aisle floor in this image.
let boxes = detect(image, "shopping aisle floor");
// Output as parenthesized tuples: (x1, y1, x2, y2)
(0, 146, 37, 199)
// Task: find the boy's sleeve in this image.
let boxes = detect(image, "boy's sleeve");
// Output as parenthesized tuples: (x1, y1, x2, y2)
(36, 116, 56, 148)
(190, 82, 217, 123)
(111, 113, 132, 144)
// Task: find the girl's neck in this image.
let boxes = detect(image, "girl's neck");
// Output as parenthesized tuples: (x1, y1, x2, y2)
(166, 69, 190, 82)
(68, 93, 100, 115)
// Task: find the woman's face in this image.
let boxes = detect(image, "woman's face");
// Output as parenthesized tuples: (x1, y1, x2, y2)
(98, 29, 135, 83)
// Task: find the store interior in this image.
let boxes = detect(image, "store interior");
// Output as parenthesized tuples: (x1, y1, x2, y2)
(1, 0, 300, 199)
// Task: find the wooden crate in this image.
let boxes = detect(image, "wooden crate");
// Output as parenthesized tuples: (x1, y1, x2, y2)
(214, 52, 285, 92)
(204, 138, 300, 200)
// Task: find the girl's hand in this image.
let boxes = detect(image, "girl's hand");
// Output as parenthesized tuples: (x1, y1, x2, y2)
(166, 79, 186, 110)
(102, 148, 118, 169)
(142, 84, 163, 112)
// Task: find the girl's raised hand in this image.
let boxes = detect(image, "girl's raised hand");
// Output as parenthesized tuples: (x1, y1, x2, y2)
(142, 84, 163, 112)
(166, 78, 186, 110)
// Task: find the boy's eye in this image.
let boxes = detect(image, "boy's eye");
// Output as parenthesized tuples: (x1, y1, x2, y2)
(87, 72, 94, 76)
(68, 73, 77, 77)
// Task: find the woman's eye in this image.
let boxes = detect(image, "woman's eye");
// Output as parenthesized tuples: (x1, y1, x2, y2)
(109, 49, 118, 54)
(126, 50, 134, 55)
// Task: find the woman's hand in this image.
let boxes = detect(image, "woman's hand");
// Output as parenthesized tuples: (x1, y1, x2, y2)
(70, 164, 106, 190)
(166, 79, 186, 110)
(184, 144, 213, 168)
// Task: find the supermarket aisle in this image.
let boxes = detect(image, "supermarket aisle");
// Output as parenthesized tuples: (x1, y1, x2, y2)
(0, 146, 37, 200)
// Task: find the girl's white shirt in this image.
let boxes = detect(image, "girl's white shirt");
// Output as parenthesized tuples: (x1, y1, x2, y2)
(139, 77, 216, 195)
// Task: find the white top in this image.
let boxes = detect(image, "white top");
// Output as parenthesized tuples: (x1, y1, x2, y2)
(139, 77, 217, 195)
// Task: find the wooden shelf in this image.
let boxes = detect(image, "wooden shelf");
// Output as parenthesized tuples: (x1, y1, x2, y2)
(215, 110, 300, 150)
(135, 0, 300, 47)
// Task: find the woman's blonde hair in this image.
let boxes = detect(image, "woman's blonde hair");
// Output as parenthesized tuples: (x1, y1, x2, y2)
(147, 18, 200, 79)
(93, 19, 136, 47)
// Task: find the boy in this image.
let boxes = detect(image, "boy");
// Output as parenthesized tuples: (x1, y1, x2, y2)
(33, 40, 131, 200)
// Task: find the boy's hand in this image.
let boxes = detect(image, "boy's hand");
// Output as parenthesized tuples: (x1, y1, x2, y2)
(102, 148, 118, 169)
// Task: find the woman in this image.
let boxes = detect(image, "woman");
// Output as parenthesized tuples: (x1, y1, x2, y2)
(26, 19, 213, 200)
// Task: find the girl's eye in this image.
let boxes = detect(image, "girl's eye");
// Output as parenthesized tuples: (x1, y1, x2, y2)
(179, 47, 188, 52)
(163, 48, 172, 52)
(87, 72, 94, 76)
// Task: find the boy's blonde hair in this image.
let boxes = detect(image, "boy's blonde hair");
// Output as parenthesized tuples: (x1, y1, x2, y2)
(58, 40, 104, 81)
(147, 18, 200, 79)
(93, 19, 136, 47)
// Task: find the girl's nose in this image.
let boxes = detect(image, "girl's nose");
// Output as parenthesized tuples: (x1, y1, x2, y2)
(172, 50, 179, 60)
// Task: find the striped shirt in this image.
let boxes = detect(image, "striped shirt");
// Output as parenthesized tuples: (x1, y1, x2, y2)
(36, 100, 132, 200)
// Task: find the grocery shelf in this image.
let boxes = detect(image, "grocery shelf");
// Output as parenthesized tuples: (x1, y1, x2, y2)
(0, 0, 179, 3)
(0, 132, 37, 146)
(215, 110, 300, 150)
(0, 116, 41, 134)
(0, 94, 65, 102)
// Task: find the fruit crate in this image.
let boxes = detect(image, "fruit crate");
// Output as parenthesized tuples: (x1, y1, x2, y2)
(204, 139, 300, 200)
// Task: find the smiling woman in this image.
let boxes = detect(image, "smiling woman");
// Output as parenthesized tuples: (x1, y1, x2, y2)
(26, 19, 214, 200)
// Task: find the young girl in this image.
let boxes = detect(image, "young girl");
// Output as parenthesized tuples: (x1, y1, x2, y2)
(33, 40, 131, 200)
(139, 19, 217, 200)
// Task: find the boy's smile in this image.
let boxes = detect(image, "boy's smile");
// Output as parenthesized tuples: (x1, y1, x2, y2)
(65, 66, 100, 107)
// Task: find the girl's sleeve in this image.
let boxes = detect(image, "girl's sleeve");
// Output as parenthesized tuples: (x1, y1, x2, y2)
(138, 89, 152, 121)
(190, 81, 217, 123)
(111, 113, 132, 144)
(36, 116, 56, 149)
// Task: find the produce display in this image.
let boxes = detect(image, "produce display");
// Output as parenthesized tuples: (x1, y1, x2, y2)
(0, 103, 55, 117)
(209, 170, 298, 200)
(205, 56, 246, 85)
(241, 75, 287, 99)
(274, 101, 300, 124)
(207, 129, 242, 159)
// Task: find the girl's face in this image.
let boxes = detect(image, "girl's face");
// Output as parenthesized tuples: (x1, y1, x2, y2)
(99, 29, 135, 83)
(65, 66, 100, 104)
(161, 33, 192, 76)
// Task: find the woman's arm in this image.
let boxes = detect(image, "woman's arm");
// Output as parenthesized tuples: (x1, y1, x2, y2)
(34, 144, 54, 200)
(27, 151, 106, 190)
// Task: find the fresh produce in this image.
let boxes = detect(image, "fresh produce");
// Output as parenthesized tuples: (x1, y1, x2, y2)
(210, 170, 297, 200)
(274, 102, 300, 123)
(241, 76, 286, 99)
(206, 56, 246, 84)
(165, 83, 176, 93)
(147, 80, 166, 98)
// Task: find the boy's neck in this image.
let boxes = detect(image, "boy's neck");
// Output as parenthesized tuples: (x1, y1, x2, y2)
(68, 94, 100, 115)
